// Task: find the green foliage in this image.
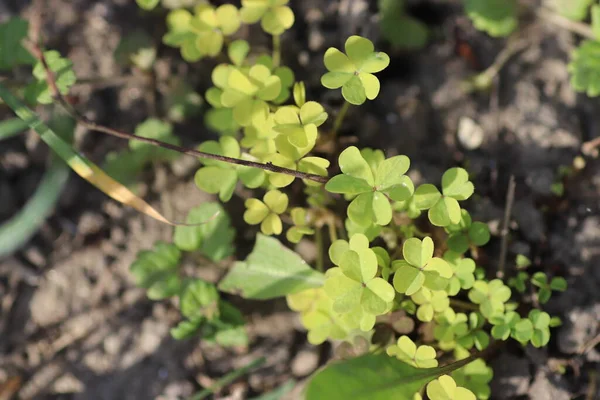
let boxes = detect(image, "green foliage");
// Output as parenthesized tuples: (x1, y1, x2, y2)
(531, 272, 567, 304)
(244, 190, 289, 235)
(136, 0, 160, 10)
(468, 279, 511, 318)
(426, 375, 476, 400)
(443, 251, 476, 296)
(173, 202, 235, 261)
(219, 234, 325, 299)
(552, 0, 593, 21)
(378, 0, 429, 50)
(445, 210, 490, 254)
(463, 0, 518, 38)
(326, 146, 414, 226)
(321, 36, 390, 105)
(240, 0, 295, 35)
(386, 335, 438, 368)
(25, 50, 76, 104)
(162, 77, 203, 123)
(286, 207, 315, 243)
(413, 168, 474, 227)
(507, 271, 529, 294)
(392, 236, 452, 296)
(0, 18, 35, 70)
(568, 40, 600, 97)
(114, 29, 156, 70)
(130, 241, 183, 300)
(452, 359, 493, 400)
(163, 5, 241, 62)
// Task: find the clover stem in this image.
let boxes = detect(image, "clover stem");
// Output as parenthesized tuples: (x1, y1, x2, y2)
(327, 219, 338, 242)
(272, 34, 281, 68)
(331, 100, 351, 138)
(315, 226, 325, 272)
(449, 299, 479, 311)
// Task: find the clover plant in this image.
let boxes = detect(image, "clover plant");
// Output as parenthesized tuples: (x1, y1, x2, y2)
(1, 2, 569, 398)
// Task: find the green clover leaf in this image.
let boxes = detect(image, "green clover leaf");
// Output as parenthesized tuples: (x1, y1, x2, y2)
(378, 0, 428, 50)
(508, 271, 529, 294)
(0, 18, 35, 71)
(321, 36, 390, 105)
(130, 118, 181, 160)
(243, 189, 289, 235)
(445, 210, 490, 254)
(240, 0, 295, 35)
(130, 241, 182, 300)
(287, 288, 350, 344)
(511, 317, 533, 345)
(413, 168, 474, 227)
(162, 5, 241, 61)
(345, 218, 382, 242)
(528, 309, 552, 348)
(531, 272, 567, 304)
(426, 375, 476, 400)
(114, 29, 156, 71)
(569, 40, 600, 97)
(25, 50, 76, 105)
(221, 64, 282, 128)
(392, 237, 452, 296)
(411, 287, 449, 322)
(286, 207, 315, 243)
(326, 146, 414, 226)
(464, 0, 518, 38)
(136, 0, 159, 10)
(490, 311, 520, 340)
(468, 279, 512, 318)
(443, 251, 476, 296)
(324, 234, 395, 318)
(273, 101, 328, 148)
(386, 335, 438, 368)
(456, 312, 489, 350)
(434, 309, 469, 350)
(452, 359, 493, 400)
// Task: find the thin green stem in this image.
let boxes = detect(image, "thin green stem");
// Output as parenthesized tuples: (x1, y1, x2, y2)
(315, 226, 324, 272)
(331, 100, 350, 138)
(272, 34, 281, 68)
(327, 220, 338, 243)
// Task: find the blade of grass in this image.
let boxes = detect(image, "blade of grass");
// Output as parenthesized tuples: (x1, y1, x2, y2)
(188, 357, 267, 400)
(0, 117, 29, 141)
(0, 82, 185, 226)
(0, 159, 69, 258)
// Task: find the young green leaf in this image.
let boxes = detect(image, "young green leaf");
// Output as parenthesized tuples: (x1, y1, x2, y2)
(569, 40, 600, 97)
(240, 0, 295, 35)
(426, 375, 476, 400)
(531, 272, 567, 304)
(321, 36, 390, 105)
(219, 234, 325, 299)
(25, 50, 76, 104)
(552, 0, 593, 21)
(173, 202, 235, 261)
(378, 0, 428, 50)
(286, 207, 315, 243)
(130, 241, 182, 300)
(114, 29, 156, 70)
(243, 190, 289, 235)
(387, 335, 438, 368)
(180, 279, 220, 320)
(0, 18, 35, 70)
(452, 359, 493, 400)
(464, 0, 518, 38)
(468, 279, 511, 318)
(136, 0, 159, 10)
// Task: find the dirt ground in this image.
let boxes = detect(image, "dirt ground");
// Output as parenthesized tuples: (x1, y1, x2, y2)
(1, 0, 600, 399)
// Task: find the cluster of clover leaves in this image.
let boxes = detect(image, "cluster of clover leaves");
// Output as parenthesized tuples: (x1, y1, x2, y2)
(125, 1, 569, 399)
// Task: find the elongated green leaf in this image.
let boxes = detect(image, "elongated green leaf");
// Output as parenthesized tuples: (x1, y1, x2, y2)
(0, 118, 29, 141)
(0, 83, 179, 225)
(305, 351, 479, 400)
(0, 159, 69, 257)
(219, 234, 325, 299)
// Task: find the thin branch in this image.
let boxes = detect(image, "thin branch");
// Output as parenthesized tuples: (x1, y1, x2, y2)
(497, 175, 516, 279)
(536, 7, 596, 40)
(582, 136, 600, 158)
(25, 42, 329, 185)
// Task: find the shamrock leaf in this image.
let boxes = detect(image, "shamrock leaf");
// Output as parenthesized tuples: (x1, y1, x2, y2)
(468, 279, 511, 318)
(456, 312, 489, 351)
(378, 0, 429, 50)
(162, 5, 241, 61)
(0, 18, 35, 70)
(25, 50, 76, 105)
(220, 65, 282, 129)
(324, 234, 395, 320)
(464, 0, 518, 38)
(569, 40, 600, 97)
(130, 241, 182, 300)
(386, 335, 438, 368)
(287, 288, 350, 344)
(427, 375, 476, 400)
(240, 0, 295, 35)
(528, 309, 552, 348)
(136, 0, 159, 10)
(321, 36, 390, 105)
(411, 287, 449, 322)
(173, 202, 235, 261)
(413, 168, 474, 227)
(392, 237, 452, 296)
(273, 101, 328, 148)
(511, 317, 533, 345)
(490, 311, 520, 340)
(326, 146, 414, 226)
(195, 136, 265, 201)
(508, 271, 529, 294)
(452, 360, 493, 400)
(445, 210, 490, 254)
(443, 251, 476, 296)
(531, 272, 567, 304)
(286, 207, 315, 243)
(244, 190, 289, 235)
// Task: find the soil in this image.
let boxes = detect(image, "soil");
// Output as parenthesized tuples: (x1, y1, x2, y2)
(1, 0, 599, 399)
